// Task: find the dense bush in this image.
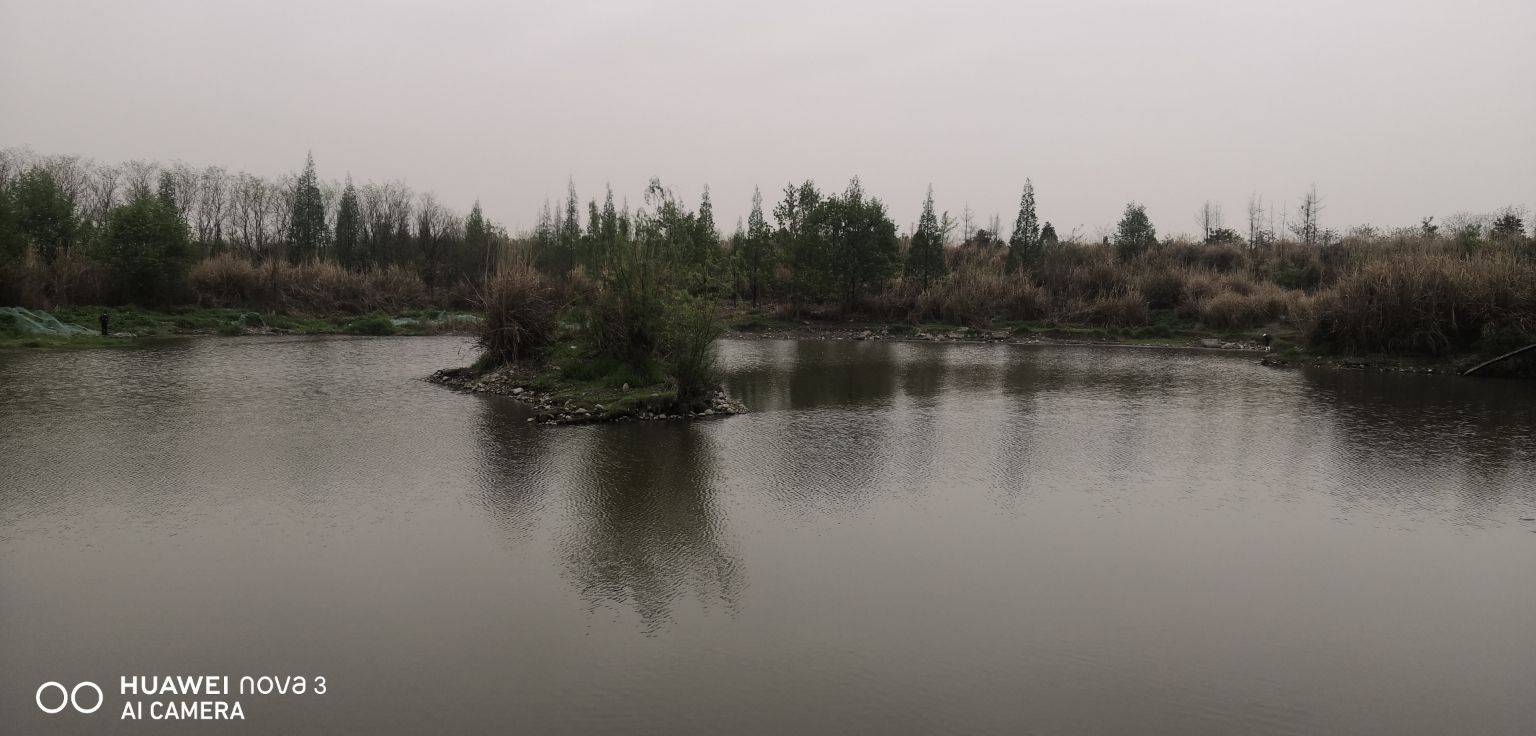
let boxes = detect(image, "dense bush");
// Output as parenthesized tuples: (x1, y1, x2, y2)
(98, 194, 191, 305)
(343, 313, 397, 336)
(662, 295, 723, 405)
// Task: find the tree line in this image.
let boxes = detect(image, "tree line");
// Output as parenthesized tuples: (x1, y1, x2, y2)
(0, 148, 509, 303)
(2, 146, 1530, 311)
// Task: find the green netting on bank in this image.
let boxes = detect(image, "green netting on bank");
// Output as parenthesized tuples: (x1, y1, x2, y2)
(0, 307, 95, 336)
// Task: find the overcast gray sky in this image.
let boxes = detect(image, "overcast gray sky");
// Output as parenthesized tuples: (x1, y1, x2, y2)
(3, 0, 1533, 236)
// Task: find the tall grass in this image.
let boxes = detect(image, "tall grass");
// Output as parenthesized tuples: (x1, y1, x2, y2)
(477, 263, 560, 367)
(852, 235, 1533, 355)
(185, 253, 442, 313)
(1306, 246, 1535, 355)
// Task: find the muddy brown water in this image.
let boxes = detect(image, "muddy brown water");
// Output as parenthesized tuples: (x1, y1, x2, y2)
(2, 336, 1533, 734)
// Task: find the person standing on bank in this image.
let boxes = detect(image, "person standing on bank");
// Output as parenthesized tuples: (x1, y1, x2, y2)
(99, 312, 109, 336)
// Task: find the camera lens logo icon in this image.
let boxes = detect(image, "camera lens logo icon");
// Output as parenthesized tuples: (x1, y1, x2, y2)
(36, 681, 103, 714)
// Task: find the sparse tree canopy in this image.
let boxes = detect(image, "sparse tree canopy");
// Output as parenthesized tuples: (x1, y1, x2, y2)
(1290, 185, 1323, 246)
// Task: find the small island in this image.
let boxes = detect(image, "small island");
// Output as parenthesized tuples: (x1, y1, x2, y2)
(429, 259, 746, 425)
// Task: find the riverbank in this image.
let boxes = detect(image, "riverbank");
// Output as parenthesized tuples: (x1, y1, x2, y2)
(0, 306, 481, 348)
(721, 315, 1535, 377)
(6, 304, 1529, 379)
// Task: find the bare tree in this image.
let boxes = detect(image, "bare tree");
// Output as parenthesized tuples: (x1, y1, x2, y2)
(196, 166, 228, 249)
(85, 163, 123, 230)
(42, 155, 91, 211)
(231, 173, 273, 256)
(0, 146, 33, 188)
(416, 192, 458, 293)
(1196, 200, 1224, 243)
(1290, 185, 1323, 246)
(167, 161, 200, 219)
(1246, 192, 1265, 247)
(123, 160, 160, 200)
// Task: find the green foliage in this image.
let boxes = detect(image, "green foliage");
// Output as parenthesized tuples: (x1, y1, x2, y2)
(813, 178, 900, 308)
(1114, 202, 1157, 261)
(533, 200, 572, 275)
(739, 186, 775, 305)
(590, 229, 666, 368)
(694, 185, 719, 271)
(344, 312, 397, 336)
(661, 293, 722, 405)
(0, 182, 23, 266)
(1040, 222, 1059, 246)
(1206, 227, 1243, 244)
(1006, 179, 1041, 271)
(906, 185, 947, 287)
(288, 153, 327, 263)
(13, 167, 76, 264)
(157, 171, 177, 209)
(335, 179, 362, 268)
(99, 193, 192, 305)
(560, 179, 581, 261)
(774, 180, 822, 309)
(1491, 212, 1525, 240)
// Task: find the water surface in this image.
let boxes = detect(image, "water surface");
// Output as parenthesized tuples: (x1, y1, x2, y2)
(2, 336, 1533, 734)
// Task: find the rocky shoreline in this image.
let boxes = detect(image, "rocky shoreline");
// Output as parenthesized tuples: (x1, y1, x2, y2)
(429, 365, 746, 425)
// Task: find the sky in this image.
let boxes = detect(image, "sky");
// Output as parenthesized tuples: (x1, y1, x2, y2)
(2, 0, 1533, 237)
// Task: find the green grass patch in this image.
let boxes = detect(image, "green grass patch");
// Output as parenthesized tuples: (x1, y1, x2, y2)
(342, 313, 397, 336)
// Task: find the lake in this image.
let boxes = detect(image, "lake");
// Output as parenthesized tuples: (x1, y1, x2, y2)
(2, 335, 1533, 734)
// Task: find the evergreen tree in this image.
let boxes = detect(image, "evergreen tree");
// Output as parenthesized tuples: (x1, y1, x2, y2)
(532, 199, 567, 274)
(288, 152, 327, 263)
(1041, 222, 1059, 246)
(696, 186, 717, 252)
(560, 179, 581, 255)
(905, 185, 946, 287)
(600, 186, 618, 247)
(334, 178, 361, 268)
(464, 200, 490, 279)
(13, 167, 75, 264)
(101, 192, 191, 304)
(1491, 212, 1526, 240)
(1006, 179, 1041, 271)
(1113, 202, 1157, 261)
(742, 186, 774, 305)
(578, 199, 603, 272)
(157, 171, 177, 208)
(728, 217, 747, 299)
(691, 185, 719, 275)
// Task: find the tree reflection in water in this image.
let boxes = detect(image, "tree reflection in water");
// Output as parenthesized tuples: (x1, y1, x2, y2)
(559, 422, 741, 634)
